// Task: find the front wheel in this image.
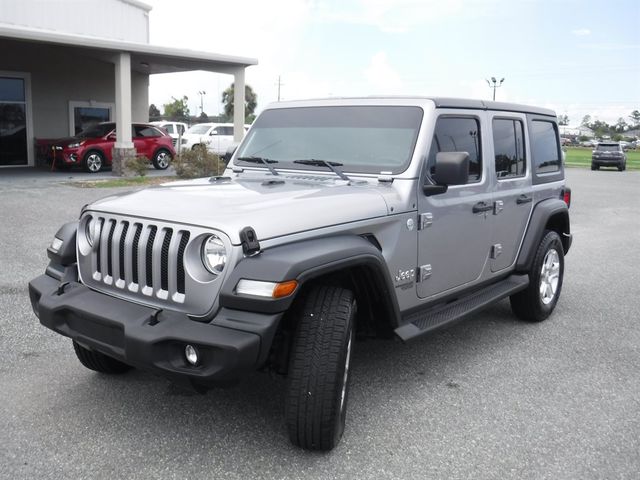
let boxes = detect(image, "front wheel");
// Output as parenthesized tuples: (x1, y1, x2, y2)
(73, 341, 132, 374)
(510, 230, 564, 322)
(285, 285, 356, 451)
(152, 149, 172, 170)
(83, 151, 104, 173)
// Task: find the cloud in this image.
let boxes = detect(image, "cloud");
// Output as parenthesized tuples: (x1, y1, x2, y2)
(317, 0, 471, 33)
(363, 51, 404, 93)
(571, 28, 591, 36)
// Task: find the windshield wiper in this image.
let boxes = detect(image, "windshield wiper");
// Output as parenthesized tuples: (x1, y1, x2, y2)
(236, 156, 280, 176)
(293, 159, 351, 181)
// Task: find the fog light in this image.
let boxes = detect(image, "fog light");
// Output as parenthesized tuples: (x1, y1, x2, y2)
(50, 237, 63, 253)
(185, 345, 199, 366)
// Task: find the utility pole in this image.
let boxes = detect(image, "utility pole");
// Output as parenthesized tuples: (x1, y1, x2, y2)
(486, 77, 504, 101)
(198, 90, 206, 113)
(276, 76, 284, 101)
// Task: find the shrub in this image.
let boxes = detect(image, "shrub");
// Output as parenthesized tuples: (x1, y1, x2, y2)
(126, 156, 150, 177)
(173, 146, 226, 179)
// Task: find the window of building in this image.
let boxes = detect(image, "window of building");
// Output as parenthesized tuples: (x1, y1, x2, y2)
(427, 116, 482, 183)
(531, 120, 560, 173)
(493, 118, 525, 178)
(0, 76, 28, 166)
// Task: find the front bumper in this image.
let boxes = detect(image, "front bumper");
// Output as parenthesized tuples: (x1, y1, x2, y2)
(29, 273, 282, 389)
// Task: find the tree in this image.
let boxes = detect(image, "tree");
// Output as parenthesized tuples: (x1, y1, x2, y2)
(629, 110, 640, 128)
(199, 111, 209, 121)
(558, 114, 569, 126)
(615, 117, 628, 133)
(148, 104, 161, 119)
(581, 115, 591, 127)
(221, 83, 257, 121)
(163, 96, 190, 121)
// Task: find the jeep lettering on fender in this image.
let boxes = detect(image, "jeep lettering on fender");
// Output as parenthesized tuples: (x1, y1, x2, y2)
(29, 97, 572, 451)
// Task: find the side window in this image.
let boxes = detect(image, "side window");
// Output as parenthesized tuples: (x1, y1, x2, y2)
(178, 125, 185, 135)
(135, 126, 160, 137)
(428, 117, 482, 183)
(164, 124, 175, 134)
(531, 120, 560, 173)
(222, 126, 234, 135)
(493, 118, 525, 178)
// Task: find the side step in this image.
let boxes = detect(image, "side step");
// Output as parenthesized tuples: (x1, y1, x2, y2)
(394, 274, 529, 342)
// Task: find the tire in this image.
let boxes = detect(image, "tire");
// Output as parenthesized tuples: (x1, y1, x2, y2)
(618, 163, 625, 172)
(152, 149, 171, 170)
(590, 163, 597, 171)
(285, 285, 356, 451)
(510, 230, 564, 322)
(83, 150, 104, 173)
(72, 340, 132, 374)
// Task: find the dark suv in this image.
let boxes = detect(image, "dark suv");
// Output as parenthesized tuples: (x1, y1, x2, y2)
(591, 142, 626, 171)
(49, 122, 175, 173)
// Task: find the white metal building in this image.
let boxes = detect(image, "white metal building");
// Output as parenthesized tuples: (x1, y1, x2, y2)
(0, 0, 257, 168)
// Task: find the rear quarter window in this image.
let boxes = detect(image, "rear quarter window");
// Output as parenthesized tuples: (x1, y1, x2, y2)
(530, 120, 560, 174)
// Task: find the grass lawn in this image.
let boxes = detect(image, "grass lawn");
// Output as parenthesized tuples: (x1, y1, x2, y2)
(68, 176, 177, 188)
(564, 147, 640, 170)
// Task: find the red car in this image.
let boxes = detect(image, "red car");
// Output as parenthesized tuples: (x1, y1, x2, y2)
(50, 122, 176, 173)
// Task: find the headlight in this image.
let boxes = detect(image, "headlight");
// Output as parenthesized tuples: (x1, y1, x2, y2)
(67, 141, 85, 148)
(201, 235, 226, 275)
(85, 216, 99, 247)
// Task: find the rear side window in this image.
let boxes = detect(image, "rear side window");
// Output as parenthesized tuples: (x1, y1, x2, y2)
(428, 117, 482, 183)
(493, 118, 525, 178)
(134, 126, 161, 137)
(531, 120, 560, 174)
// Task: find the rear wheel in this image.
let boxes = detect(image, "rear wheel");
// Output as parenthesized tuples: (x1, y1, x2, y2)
(590, 163, 597, 170)
(510, 230, 564, 322)
(73, 341, 132, 374)
(285, 285, 356, 451)
(152, 149, 171, 170)
(83, 151, 104, 173)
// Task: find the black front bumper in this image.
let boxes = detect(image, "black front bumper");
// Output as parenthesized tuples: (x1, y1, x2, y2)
(29, 274, 282, 389)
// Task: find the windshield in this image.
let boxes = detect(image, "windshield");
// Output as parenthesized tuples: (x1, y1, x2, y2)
(235, 106, 423, 174)
(596, 144, 620, 152)
(78, 123, 114, 138)
(187, 124, 211, 135)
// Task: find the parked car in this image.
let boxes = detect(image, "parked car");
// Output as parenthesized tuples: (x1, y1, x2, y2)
(181, 123, 249, 155)
(49, 122, 176, 173)
(591, 142, 626, 171)
(151, 121, 188, 150)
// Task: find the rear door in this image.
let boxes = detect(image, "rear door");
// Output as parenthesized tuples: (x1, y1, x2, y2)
(416, 111, 493, 299)
(488, 113, 533, 272)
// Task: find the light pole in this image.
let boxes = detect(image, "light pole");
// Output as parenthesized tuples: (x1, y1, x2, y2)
(198, 90, 206, 113)
(486, 77, 504, 101)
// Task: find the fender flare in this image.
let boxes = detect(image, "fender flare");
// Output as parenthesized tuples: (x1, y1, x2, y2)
(219, 235, 400, 323)
(47, 221, 78, 266)
(516, 198, 570, 272)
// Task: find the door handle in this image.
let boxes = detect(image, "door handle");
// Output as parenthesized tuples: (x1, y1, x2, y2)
(472, 201, 493, 213)
(516, 195, 532, 204)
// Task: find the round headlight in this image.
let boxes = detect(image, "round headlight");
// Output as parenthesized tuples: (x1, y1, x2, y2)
(202, 234, 226, 275)
(85, 216, 98, 247)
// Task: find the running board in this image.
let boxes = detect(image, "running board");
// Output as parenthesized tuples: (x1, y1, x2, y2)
(395, 274, 529, 342)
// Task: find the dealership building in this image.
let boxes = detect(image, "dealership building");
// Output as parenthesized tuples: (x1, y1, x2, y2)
(0, 0, 257, 168)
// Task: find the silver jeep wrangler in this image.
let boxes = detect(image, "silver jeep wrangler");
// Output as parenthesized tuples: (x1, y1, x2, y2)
(29, 97, 572, 451)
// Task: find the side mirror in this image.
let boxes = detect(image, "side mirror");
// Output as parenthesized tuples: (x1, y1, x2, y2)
(209, 130, 218, 136)
(423, 151, 469, 196)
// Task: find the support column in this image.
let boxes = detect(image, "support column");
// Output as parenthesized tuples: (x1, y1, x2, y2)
(112, 52, 136, 176)
(233, 68, 246, 143)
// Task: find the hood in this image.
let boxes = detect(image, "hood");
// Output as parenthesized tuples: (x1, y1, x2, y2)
(87, 174, 391, 244)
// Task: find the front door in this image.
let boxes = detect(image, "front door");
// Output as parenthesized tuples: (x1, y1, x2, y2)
(417, 112, 493, 299)
(0, 76, 28, 166)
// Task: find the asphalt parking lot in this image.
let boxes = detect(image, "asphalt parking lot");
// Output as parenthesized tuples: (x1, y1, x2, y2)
(1, 168, 638, 479)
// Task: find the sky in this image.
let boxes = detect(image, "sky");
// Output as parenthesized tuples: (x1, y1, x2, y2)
(146, 0, 640, 126)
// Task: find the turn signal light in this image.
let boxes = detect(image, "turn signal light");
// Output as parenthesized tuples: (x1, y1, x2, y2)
(273, 280, 298, 298)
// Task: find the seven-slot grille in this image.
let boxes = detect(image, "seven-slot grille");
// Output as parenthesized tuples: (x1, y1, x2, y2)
(88, 216, 191, 303)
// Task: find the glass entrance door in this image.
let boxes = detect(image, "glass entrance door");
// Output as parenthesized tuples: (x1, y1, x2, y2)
(0, 77, 27, 166)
